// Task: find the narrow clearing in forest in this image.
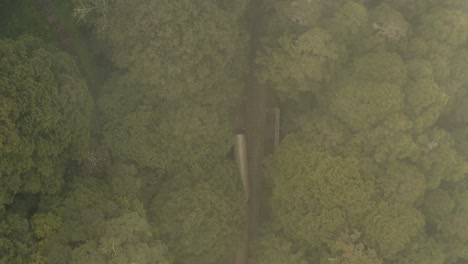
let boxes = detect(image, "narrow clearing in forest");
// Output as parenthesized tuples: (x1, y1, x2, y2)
(234, 0, 275, 262)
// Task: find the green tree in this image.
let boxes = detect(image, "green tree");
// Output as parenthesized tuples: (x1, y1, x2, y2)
(360, 4, 410, 53)
(40, 175, 120, 263)
(331, 80, 404, 131)
(0, 35, 92, 209)
(411, 128, 468, 189)
(280, 112, 352, 149)
(442, 87, 468, 132)
(423, 188, 455, 228)
(433, 179, 468, 263)
(68, 241, 105, 264)
(97, 0, 248, 171)
(262, 0, 324, 29)
(417, 8, 468, 49)
(404, 59, 448, 133)
(438, 212, 468, 262)
(376, 161, 426, 206)
(256, 1, 468, 263)
(394, 236, 446, 264)
(256, 27, 340, 100)
(150, 161, 245, 264)
(250, 226, 308, 264)
(37, 173, 171, 264)
(352, 51, 407, 86)
(362, 202, 424, 259)
(100, 0, 247, 101)
(99, 76, 234, 172)
(265, 134, 375, 247)
(404, 37, 430, 59)
(322, 229, 383, 264)
(106, 161, 145, 214)
(70, 212, 171, 264)
(31, 212, 62, 240)
(369, 4, 410, 42)
(447, 50, 468, 93)
(355, 113, 417, 163)
(328, 2, 369, 41)
(383, 0, 431, 20)
(0, 213, 36, 263)
(331, 52, 406, 131)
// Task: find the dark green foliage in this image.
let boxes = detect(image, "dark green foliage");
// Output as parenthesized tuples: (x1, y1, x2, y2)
(99, 76, 234, 172)
(250, 226, 308, 264)
(404, 59, 448, 132)
(322, 229, 383, 264)
(395, 236, 446, 264)
(0, 0, 54, 40)
(448, 50, 468, 93)
(331, 79, 404, 131)
(331, 52, 407, 131)
(0, 213, 36, 263)
(358, 113, 417, 163)
(150, 161, 245, 264)
(363, 202, 424, 258)
(377, 161, 426, 206)
(260, 0, 468, 262)
(439, 213, 468, 261)
(368, 4, 410, 43)
(417, 8, 468, 48)
(423, 188, 455, 226)
(3, 0, 468, 263)
(353, 3, 410, 54)
(266, 134, 375, 247)
(101, 0, 247, 101)
(256, 27, 340, 100)
(352, 52, 407, 86)
(412, 128, 468, 189)
(37, 174, 172, 264)
(328, 2, 369, 42)
(97, 0, 248, 172)
(0, 35, 92, 209)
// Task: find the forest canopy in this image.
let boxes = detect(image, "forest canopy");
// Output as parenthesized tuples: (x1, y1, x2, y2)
(1, 0, 468, 263)
(0, 35, 92, 209)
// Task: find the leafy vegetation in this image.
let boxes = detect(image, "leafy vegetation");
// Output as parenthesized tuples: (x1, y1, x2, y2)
(0, 35, 92, 209)
(2, 0, 468, 263)
(256, 0, 468, 263)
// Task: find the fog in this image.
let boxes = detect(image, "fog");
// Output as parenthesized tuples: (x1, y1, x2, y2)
(1, 0, 468, 263)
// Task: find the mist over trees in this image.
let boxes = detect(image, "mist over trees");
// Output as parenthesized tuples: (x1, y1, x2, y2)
(255, 0, 468, 263)
(1, 0, 468, 263)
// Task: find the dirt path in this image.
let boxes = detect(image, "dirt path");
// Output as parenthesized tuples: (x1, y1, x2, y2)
(244, 82, 268, 239)
(233, 0, 270, 263)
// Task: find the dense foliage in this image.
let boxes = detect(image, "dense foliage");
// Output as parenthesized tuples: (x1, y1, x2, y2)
(97, 0, 248, 172)
(256, 0, 468, 263)
(2, 0, 248, 263)
(2, 0, 468, 263)
(0, 35, 92, 209)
